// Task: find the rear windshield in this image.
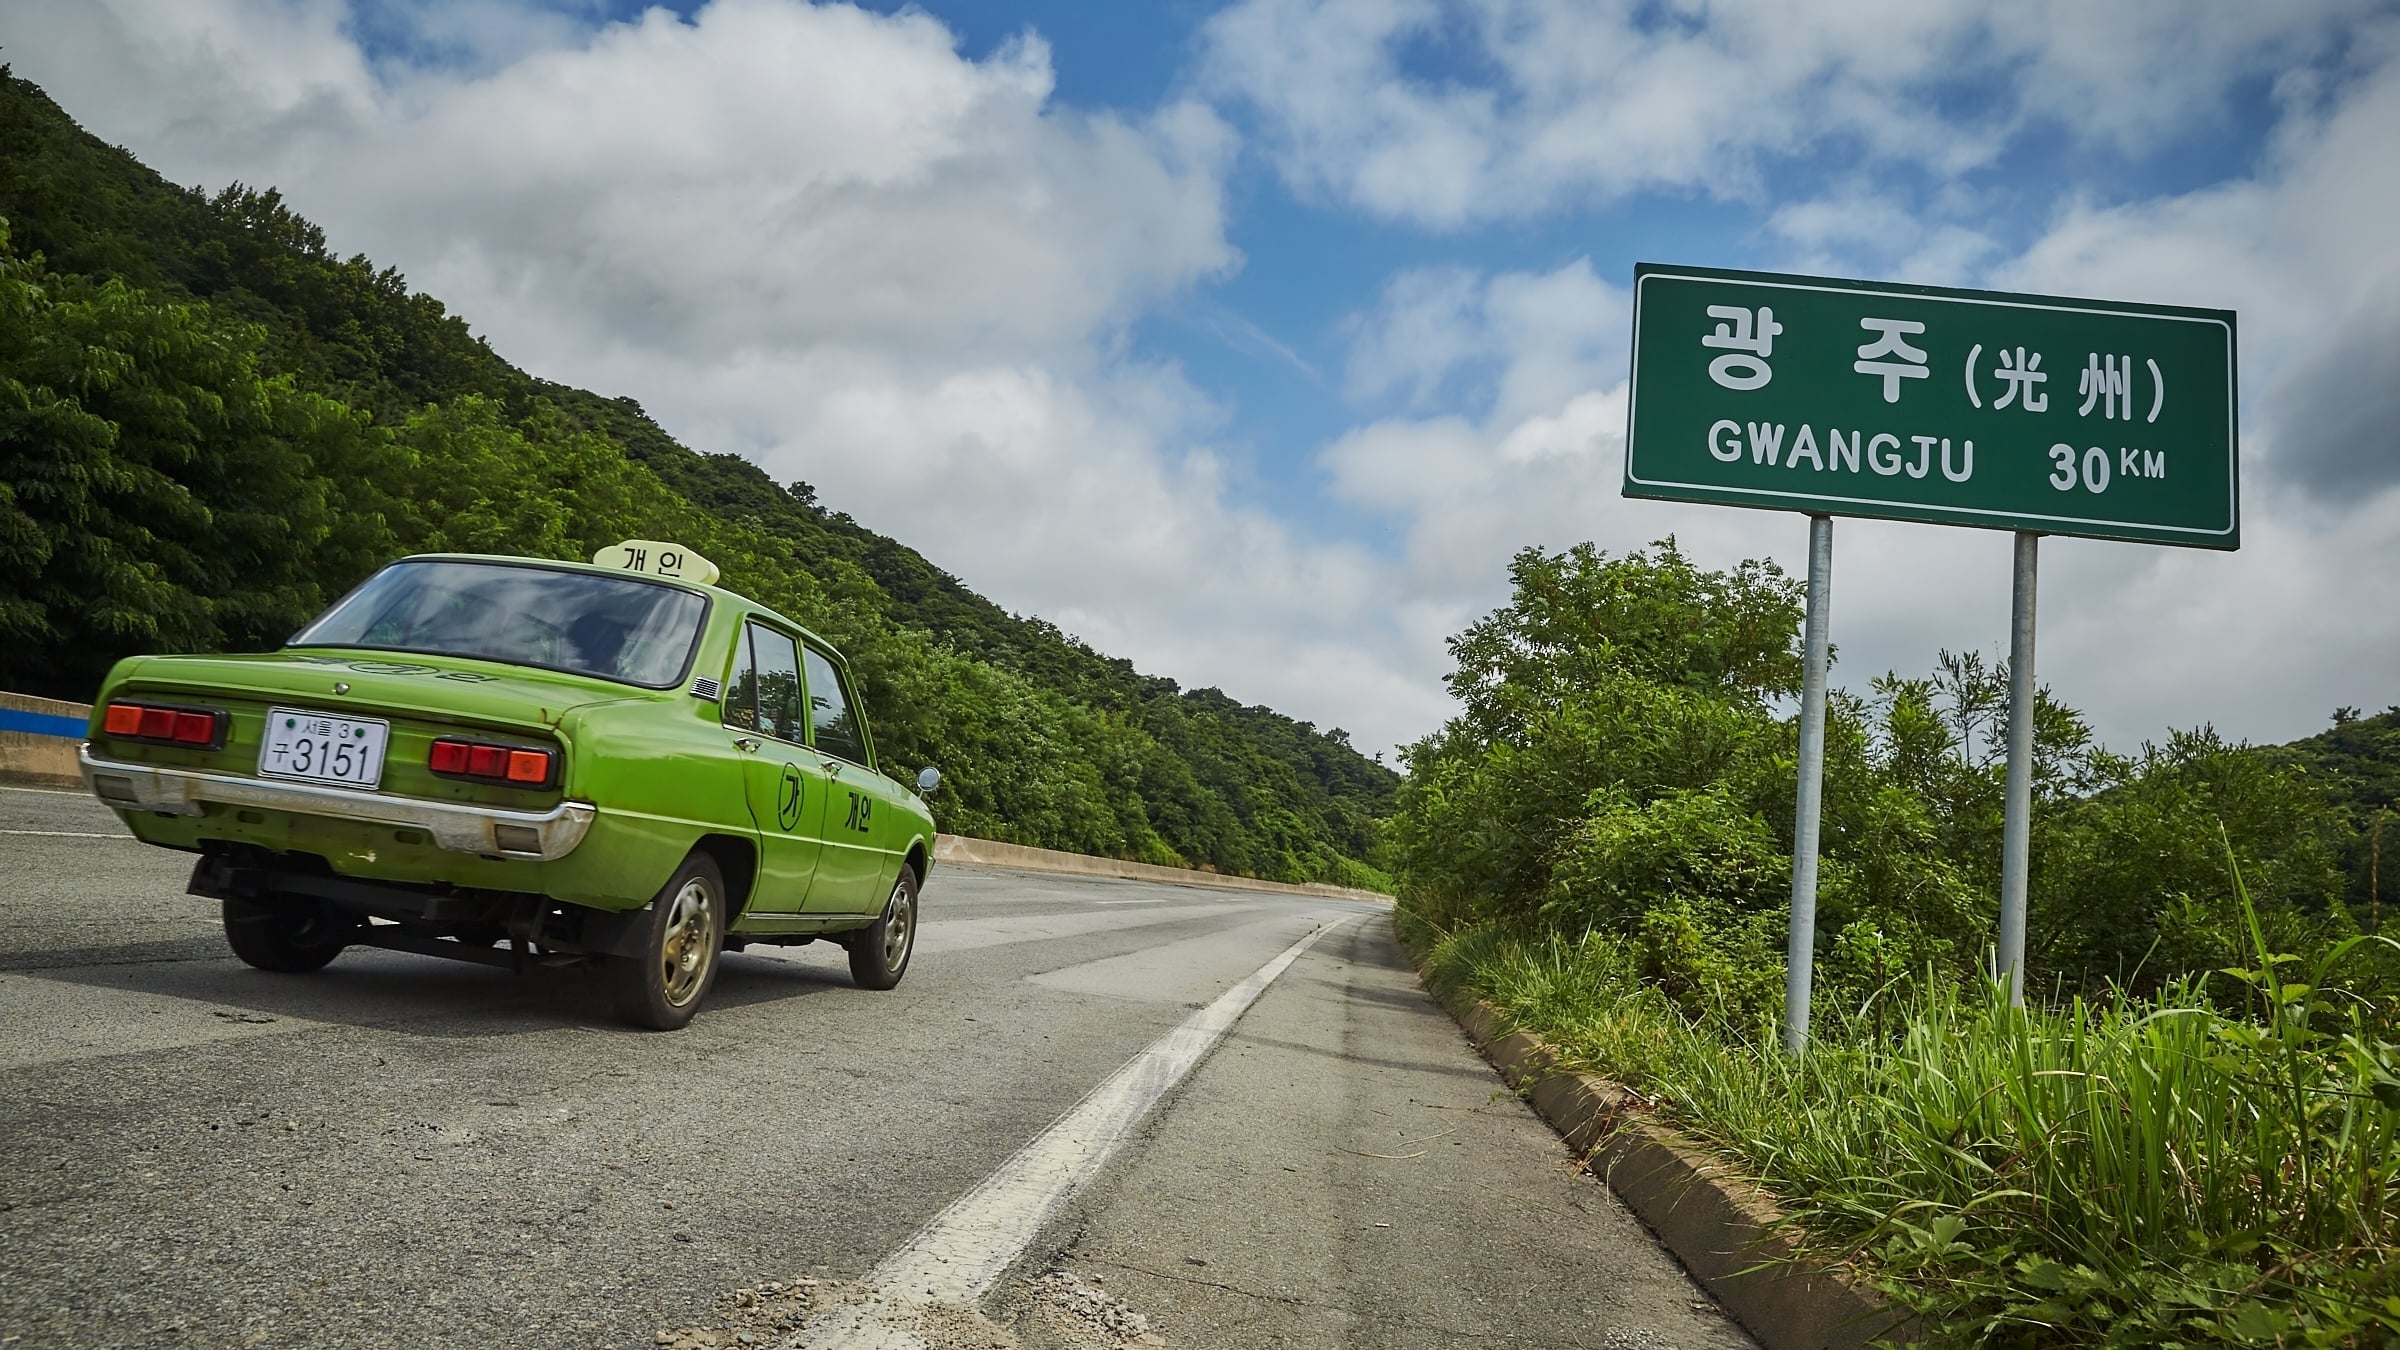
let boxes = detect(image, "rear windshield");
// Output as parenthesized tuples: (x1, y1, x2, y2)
(292, 560, 707, 688)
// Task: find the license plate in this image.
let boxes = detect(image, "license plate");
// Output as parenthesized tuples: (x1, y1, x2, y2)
(259, 708, 390, 789)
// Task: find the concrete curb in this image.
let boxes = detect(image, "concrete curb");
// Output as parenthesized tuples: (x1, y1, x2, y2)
(1430, 984, 1919, 1350)
(1, 691, 1390, 905)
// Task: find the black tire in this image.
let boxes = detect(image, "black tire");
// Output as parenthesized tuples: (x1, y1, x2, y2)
(608, 852, 728, 1031)
(222, 894, 351, 973)
(844, 865, 918, 991)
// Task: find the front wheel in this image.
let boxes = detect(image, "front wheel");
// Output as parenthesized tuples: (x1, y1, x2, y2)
(844, 865, 918, 991)
(222, 895, 351, 973)
(607, 853, 727, 1030)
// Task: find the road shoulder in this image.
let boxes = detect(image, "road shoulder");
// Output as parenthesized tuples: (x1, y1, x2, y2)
(992, 914, 1755, 1349)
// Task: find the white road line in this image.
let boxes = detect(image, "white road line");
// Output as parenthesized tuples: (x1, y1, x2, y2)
(0, 784, 87, 797)
(797, 915, 1354, 1349)
(0, 829, 135, 839)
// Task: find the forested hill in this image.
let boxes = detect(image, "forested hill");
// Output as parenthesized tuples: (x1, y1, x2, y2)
(0, 70, 1398, 888)
(2264, 704, 2400, 918)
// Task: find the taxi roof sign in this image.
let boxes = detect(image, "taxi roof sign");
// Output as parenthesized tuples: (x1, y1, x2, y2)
(593, 540, 719, 587)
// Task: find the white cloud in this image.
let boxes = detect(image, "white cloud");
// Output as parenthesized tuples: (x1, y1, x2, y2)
(1995, 19, 2400, 496)
(348, 0, 591, 77)
(1201, 0, 2384, 229)
(1341, 265, 1486, 406)
(9, 0, 2400, 764)
(1313, 19, 2400, 754)
(1764, 191, 2000, 287)
(7, 0, 1236, 361)
(4, 0, 378, 164)
(2, 0, 1446, 746)
(1344, 257, 1626, 422)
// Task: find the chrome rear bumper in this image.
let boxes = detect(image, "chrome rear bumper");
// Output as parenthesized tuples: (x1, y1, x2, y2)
(80, 744, 596, 861)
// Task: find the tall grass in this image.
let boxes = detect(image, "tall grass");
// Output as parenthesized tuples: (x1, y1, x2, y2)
(1420, 896, 2400, 1345)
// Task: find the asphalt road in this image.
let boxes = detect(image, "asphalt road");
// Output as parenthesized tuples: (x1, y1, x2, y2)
(0, 783, 1752, 1350)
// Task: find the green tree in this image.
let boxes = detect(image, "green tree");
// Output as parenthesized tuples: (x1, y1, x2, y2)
(1394, 533, 2376, 1017)
(0, 67, 1402, 887)
(0, 228, 386, 695)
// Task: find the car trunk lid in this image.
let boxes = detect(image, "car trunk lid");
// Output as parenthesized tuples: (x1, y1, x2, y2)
(94, 648, 655, 807)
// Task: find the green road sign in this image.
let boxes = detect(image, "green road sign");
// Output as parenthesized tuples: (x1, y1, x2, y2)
(1624, 264, 2239, 548)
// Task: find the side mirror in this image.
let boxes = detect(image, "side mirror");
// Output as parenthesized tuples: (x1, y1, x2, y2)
(915, 765, 942, 795)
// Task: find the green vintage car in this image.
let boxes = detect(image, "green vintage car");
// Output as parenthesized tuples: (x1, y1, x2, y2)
(79, 542, 941, 1029)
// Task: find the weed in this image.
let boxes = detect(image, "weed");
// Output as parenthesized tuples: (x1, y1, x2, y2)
(1417, 869, 2400, 1346)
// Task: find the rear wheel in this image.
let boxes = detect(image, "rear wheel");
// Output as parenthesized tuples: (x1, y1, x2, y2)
(222, 895, 352, 973)
(608, 853, 727, 1030)
(844, 865, 918, 991)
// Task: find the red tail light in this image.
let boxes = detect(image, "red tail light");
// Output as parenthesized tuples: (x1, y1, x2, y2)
(429, 737, 555, 788)
(103, 701, 225, 749)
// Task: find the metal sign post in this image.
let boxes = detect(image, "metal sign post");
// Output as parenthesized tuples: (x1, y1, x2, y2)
(1783, 515, 1833, 1052)
(1621, 263, 2239, 1047)
(1995, 532, 2038, 1005)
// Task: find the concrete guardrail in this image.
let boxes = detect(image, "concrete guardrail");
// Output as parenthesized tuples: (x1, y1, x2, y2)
(0, 690, 89, 789)
(931, 834, 1389, 902)
(0, 690, 1389, 903)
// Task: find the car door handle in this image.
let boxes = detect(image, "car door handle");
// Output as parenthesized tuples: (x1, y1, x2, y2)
(821, 761, 841, 775)
(734, 737, 761, 753)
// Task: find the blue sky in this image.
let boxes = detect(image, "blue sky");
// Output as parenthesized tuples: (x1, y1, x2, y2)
(11, 0, 2400, 756)
(867, 0, 2316, 548)
(322, 0, 2309, 529)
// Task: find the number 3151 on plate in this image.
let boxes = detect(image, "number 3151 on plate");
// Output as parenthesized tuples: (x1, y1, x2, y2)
(259, 708, 390, 789)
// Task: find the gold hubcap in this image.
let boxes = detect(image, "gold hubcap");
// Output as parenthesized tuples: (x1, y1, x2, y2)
(881, 881, 914, 969)
(659, 877, 715, 1007)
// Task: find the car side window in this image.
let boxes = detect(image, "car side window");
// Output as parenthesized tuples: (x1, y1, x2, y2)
(750, 625, 804, 744)
(722, 626, 759, 733)
(802, 645, 868, 766)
